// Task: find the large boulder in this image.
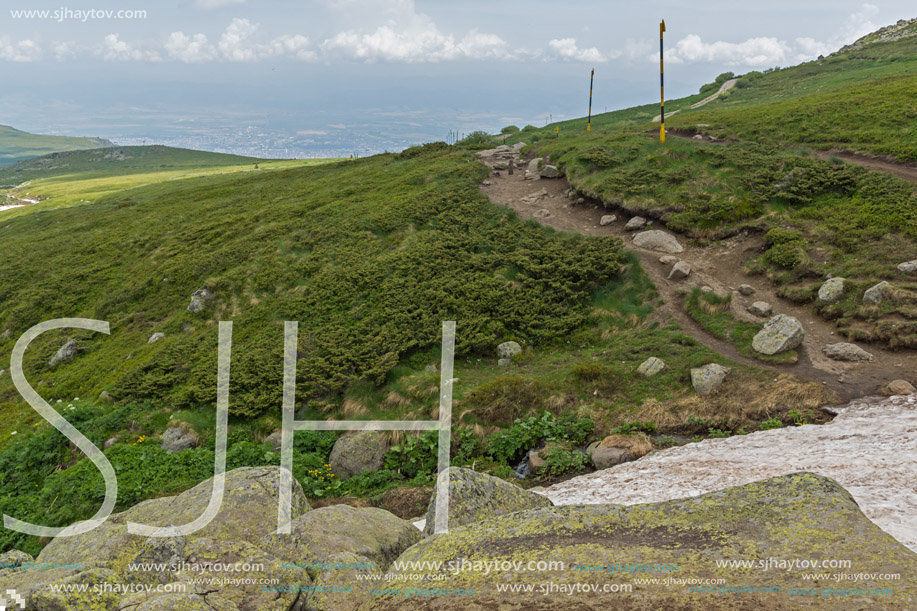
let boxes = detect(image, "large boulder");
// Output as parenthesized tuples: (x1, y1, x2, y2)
(38, 467, 310, 567)
(897, 260, 917, 273)
(377, 473, 917, 610)
(818, 277, 846, 303)
(863, 280, 890, 305)
(160, 422, 201, 453)
(636, 356, 665, 377)
(258, 505, 422, 577)
(306, 551, 381, 611)
(329, 431, 390, 480)
(752, 314, 804, 355)
(422, 467, 552, 535)
(632, 230, 683, 253)
(48, 338, 79, 367)
(823, 342, 874, 362)
(690, 363, 730, 395)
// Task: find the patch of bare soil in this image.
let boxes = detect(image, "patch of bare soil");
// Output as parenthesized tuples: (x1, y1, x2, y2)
(480, 162, 917, 401)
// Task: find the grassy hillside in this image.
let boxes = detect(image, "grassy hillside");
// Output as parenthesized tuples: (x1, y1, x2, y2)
(498, 25, 917, 349)
(0, 145, 334, 215)
(0, 125, 111, 167)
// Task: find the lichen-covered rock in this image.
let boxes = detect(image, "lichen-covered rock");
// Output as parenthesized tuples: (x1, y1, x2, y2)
(187, 289, 213, 313)
(863, 280, 890, 305)
(632, 229, 683, 253)
(38, 467, 310, 567)
(818, 277, 846, 302)
(823, 342, 874, 362)
(329, 431, 390, 480)
(259, 505, 421, 577)
(636, 357, 665, 377)
(0, 549, 32, 569)
(376, 473, 917, 610)
(48, 338, 78, 367)
(306, 552, 381, 611)
(495, 341, 522, 359)
(263, 430, 283, 451)
(423, 467, 552, 535)
(690, 363, 730, 395)
(752, 314, 804, 355)
(539, 164, 560, 178)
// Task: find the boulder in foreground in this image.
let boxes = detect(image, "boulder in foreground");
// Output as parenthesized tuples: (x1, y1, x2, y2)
(752, 314, 804, 355)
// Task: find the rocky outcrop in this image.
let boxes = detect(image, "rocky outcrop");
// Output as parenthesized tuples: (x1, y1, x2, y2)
(422, 467, 552, 535)
(48, 338, 79, 367)
(823, 342, 874, 362)
(752, 314, 804, 355)
(329, 431, 390, 480)
(379, 473, 917, 610)
(690, 363, 730, 395)
(632, 230, 683, 253)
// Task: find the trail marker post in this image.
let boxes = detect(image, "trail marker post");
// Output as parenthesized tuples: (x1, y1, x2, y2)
(587, 69, 594, 132)
(660, 19, 666, 143)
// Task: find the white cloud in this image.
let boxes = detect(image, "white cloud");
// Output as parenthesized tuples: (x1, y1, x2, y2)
(51, 41, 78, 61)
(843, 3, 880, 42)
(663, 34, 788, 66)
(320, 1, 510, 62)
(547, 38, 613, 63)
(165, 32, 217, 62)
(99, 34, 161, 62)
(0, 38, 42, 62)
(163, 20, 315, 62)
(193, 0, 247, 8)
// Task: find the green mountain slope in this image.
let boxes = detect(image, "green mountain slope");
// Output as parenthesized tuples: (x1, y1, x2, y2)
(0, 125, 111, 167)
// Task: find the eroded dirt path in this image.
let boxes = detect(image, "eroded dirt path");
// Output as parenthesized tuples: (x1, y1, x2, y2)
(480, 164, 917, 400)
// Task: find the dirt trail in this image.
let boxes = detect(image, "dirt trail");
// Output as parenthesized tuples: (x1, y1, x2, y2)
(651, 79, 737, 123)
(480, 163, 917, 401)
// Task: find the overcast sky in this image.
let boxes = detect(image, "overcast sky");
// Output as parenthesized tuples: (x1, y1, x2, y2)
(1, 1, 913, 147)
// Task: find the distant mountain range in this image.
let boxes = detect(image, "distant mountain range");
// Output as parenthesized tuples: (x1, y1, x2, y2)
(0, 125, 111, 167)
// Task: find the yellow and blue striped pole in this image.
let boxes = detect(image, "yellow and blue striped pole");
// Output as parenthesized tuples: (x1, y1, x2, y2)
(660, 19, 666, 143)
(587, 69, 594, 132)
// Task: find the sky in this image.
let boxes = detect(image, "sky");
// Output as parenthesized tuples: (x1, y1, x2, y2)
(0, 0, 913, 155)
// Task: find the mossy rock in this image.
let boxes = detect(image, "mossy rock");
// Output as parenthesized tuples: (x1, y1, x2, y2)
(306, 551, 380, 611)
(259, 505, 422, 578)
(423, 467, 552, 535)
(376, 473, 917, 609)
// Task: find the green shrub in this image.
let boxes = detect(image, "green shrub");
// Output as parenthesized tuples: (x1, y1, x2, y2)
(501, 125, 520, 134)
(541, 447, 592, 477)
(763, 240, 809, 270)
(707, 428, 731, 438)
(760, 417, 783, 430)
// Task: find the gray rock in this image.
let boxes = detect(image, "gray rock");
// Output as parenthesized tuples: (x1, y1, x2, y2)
(823, 343, 874, 362)
(0, 549, 33, 569)
(496, 340, 522, 359)
(497, 357, 512, 366)
(539, 164, 560, 178)
(862, 281, 890, 305)
(667, 260, 691, 280)
(263, 430, 283, 451)
(308, 552, 381, 611)
(148, 332, 165, 344)
(747, 301, 773, 317)
(329, 431, 390, 480)
(386, 474, 917, 610)
(624, 216, 647, 231)
(589, 446, 632, 470)
(738, 284, 755, 296)
(752, 314, 805, 355)
(633, 230, 683, 253)
(659, 255, 679, 265)
(532, 208, 551, 218)
(897, 260, 917, 273)
(513, 142, 526, 150)
(637, 357, 665, 377)
(599, 214, 616, 226)
(260, 505, 422, 574)
(423, 467, 552, 535)
(187, 288, 213, 313)
(818, 277, 846, 303)
(690, 363, 731, 395)
(160, 423, 201, 453)
(98, 390, 112, 401)
(48, 338, 79, 367)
